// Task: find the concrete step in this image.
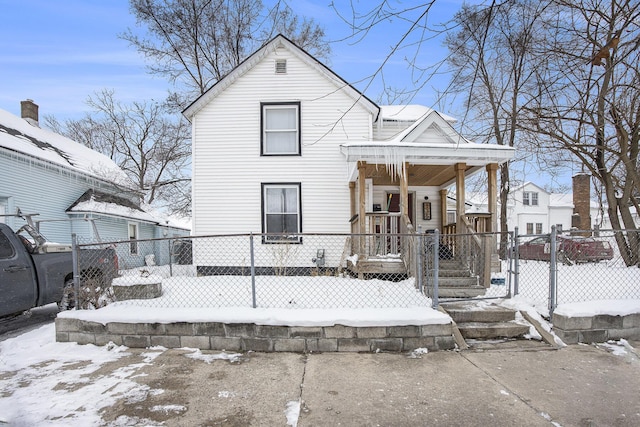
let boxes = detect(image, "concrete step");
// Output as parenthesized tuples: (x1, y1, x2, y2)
(441, 302, 517, 323)
(456, 321, 530, 339)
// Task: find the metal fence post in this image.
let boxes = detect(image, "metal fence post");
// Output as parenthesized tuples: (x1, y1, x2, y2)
(513, 227, 519, 296)
(168, 238, 173, 277)
(250, 233, 257, 308)
(416, 225, 423, 293)
(71, 233, 80, 310)
(549, 225, 558, 316)
(432, 229, 439, 309)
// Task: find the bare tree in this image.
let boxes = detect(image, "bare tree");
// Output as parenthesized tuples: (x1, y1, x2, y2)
(523, 0, 640, 265)
(122, 0, 329, 106)
(444, 0, 552, 257)
(46, 90, 192, 215)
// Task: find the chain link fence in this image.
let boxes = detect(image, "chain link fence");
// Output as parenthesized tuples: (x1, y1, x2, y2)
(514, 227, 640, 316)
(70, 228, 640, 316)
(73, 233, 431, 310)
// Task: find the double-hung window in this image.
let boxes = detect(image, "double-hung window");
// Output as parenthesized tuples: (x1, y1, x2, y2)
(523, 191, 539, 206)
(262, 183, 301, 242)
(261, 102, 300, 155)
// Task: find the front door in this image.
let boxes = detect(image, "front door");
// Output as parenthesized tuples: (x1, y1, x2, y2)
(387, 193, 414, 224)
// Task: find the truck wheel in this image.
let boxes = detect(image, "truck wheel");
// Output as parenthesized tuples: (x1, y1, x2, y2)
(58, 280, 76, 311)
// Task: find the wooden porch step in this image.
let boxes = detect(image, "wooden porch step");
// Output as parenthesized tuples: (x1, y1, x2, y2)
(456, 321, 530, 339)
(437, 286, 486, 298)
(439, 268, 472, 278)
(438, 276, 478, 287)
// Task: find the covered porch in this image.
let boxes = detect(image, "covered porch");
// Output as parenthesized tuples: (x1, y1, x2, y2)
(341, 132, 514, 293)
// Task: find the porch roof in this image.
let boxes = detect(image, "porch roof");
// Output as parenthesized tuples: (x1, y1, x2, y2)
(340, 141, 514, 166)
(341, 108, 514, 184)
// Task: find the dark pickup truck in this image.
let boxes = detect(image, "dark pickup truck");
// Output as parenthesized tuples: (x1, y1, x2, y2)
(0, 222, 118, 317)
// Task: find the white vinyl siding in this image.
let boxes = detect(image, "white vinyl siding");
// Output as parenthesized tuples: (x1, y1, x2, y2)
(191, 46, 372, 239)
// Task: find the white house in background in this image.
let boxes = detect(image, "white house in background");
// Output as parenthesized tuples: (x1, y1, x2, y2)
(183, 34, 513, 288)
(0, 101, 188, 266)
(469, 181, 606, 234)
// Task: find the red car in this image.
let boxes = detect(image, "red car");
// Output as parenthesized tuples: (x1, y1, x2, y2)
(518, 235, 614, 263)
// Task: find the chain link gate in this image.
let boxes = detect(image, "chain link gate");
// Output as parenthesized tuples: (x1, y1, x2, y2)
(421, 230, 514, 306)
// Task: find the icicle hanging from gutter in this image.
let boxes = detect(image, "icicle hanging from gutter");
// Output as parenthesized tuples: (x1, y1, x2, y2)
(382, 145, 407, 180)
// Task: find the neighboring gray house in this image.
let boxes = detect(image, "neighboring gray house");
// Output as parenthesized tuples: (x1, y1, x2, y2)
(0, 100, 188, 258)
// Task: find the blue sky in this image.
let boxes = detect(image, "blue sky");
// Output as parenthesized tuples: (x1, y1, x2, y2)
(0, 0, 576, 189)
(0, 0, 462, 121)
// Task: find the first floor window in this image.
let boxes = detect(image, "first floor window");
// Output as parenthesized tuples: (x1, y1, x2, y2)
(128, 222, 139, 254)
(262, 183, 301, 242)
(526, 223, 534, 234)
(536, 223, 543, 234)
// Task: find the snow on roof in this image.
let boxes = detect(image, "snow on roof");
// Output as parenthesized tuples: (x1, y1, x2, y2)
(67, 190, 190, 230)
(0, 108, 132, 187)
(379, 105, 457, 123)
(550, 193, 573, 207)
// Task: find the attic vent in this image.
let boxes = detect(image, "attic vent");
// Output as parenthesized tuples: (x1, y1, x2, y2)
(275, 59, 287, 74)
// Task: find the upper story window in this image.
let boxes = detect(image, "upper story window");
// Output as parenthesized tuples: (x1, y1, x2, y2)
(261, 102, 301, 156)
(523, 191, 539, 206)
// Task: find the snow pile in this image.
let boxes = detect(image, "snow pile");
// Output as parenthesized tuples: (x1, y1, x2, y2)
(554, 300, 640, 317)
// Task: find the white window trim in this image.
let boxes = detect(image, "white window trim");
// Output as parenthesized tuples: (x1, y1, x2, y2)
(261, 102, 301, 156)
(128, 222, 139, 255)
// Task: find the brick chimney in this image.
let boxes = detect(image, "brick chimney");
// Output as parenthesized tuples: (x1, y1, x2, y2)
(572, 173, 591, 234)
(20, 99, 39, 127)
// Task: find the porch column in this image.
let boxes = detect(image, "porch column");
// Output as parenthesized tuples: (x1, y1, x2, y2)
(400, 162, 409, 219)
(455, 163, 466, 230)
(439, 189, 448, 230)
(358, 161, 366, 242)
(349, 181, 356, 234)
(486, 163, 498, 233)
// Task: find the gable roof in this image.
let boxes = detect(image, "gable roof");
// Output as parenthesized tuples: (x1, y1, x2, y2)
(513, 181, 549, 194)
(379, 105, 457, 124)
(67, 189, 189, 229)
(182, 34, 380, 120)
(0, 108, 132, 187)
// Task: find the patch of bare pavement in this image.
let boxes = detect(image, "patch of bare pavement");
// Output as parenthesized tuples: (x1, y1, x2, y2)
(53, 339, 639, 426)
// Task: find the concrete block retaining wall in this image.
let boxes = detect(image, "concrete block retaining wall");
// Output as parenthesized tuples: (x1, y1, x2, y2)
(552, 312, 640, 344)
(55, 318, 456, 353)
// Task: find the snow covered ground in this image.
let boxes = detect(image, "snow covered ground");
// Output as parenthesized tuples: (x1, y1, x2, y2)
(2, 261, 640, 425)
(1, 319, 638, 426)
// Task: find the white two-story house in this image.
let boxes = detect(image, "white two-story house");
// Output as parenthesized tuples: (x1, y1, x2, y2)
(183, 35, 514, 287)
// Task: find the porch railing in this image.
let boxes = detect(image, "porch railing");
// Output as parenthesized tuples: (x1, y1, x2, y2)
(441, 214, 493, 288)
(349, 212, 417, 276)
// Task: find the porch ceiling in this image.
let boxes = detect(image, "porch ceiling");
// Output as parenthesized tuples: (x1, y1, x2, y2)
(365, 163, 474, 187)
